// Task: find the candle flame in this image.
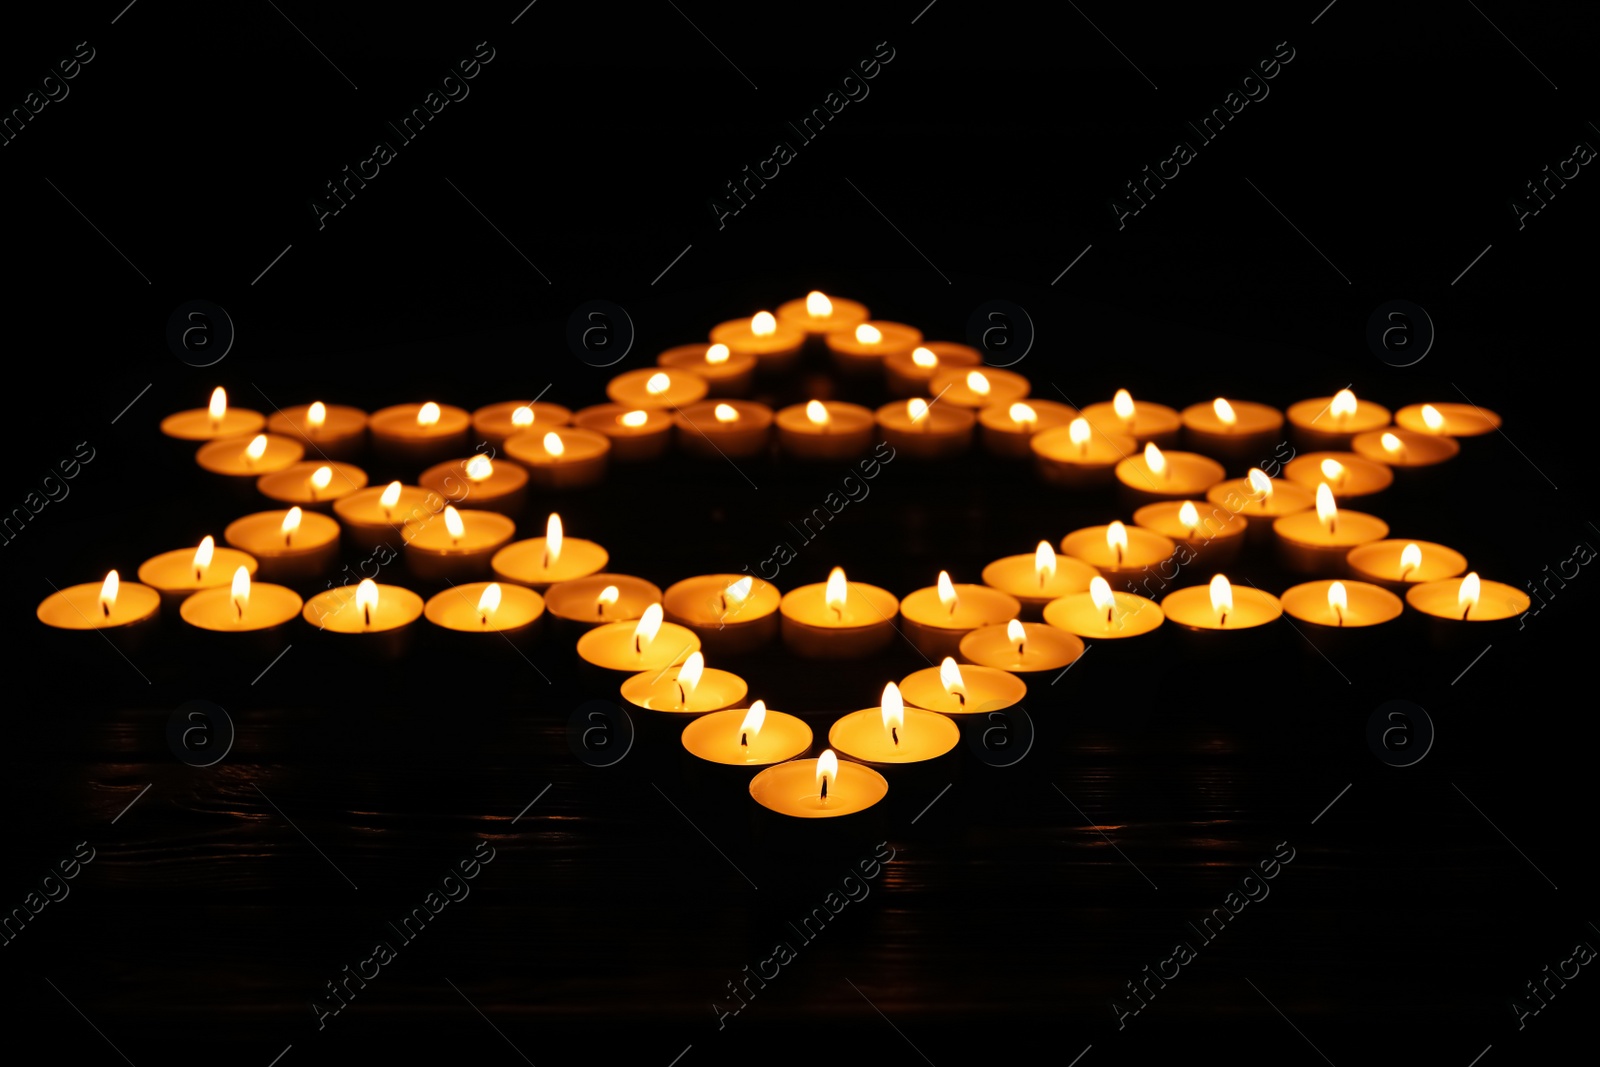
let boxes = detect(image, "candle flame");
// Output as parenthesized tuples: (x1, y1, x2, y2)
(1007, 618, 1027, 653)
(511, 405, 535, 428)
(806, 400, 830, 428)
(245, 434, 268, 463)
(1380, 432, 1403, 456)
(543, 431, 565, 457)
(1106, 520, 1129, 562)
(816, 749, 837, 798)
(1035, 541, 1056, 584)
(724, 575, 753, 609)
(1213, 397, 1237, 426)
(597, 585, 619, 612)
(380, 481, 402, 519)
(714, 403, 740, 424)
(750, 311, 777, 336)
(356, 578, 378, 627)
(99, 570, 119, 615)
(937, 570, 959, 613)
(310, 465, 333, 493)
(465, 455, 493, 482)
(618, 410, 649, 428)
(1247, 468, 1273, 501)
(231, 565, 250, 620)
(1459, 572, 1481, 618)
(705, 342, 730, 365)
(477, 582, 502, 624)
(634, 603, 663, 651)
(806, 291, 833, 317)
(208, 387, 227, 425)
(678, 651, 705, 697)
(1010, 402, 1037, 427)
(1330, 389, 1357, 420)
(907, 397, 930, 423)
(193, 536, 214, 577)
(417, 401, 441, 428)
(939, 656, 967, 699)
(740, 700, 766, 744)
(967, 370, 991, 396)
(1069, 417, 1091, 450)
(881, 682, 905, 740)
(911, 346, 938, 369)
(1400, 542, 1423, 575)
(1421, 403, 1444, 432)
(1178, 500, 1200, 534)
(855, 323, 882, 345)
(1209, 574, 1233, 621)
(545, 513, 563, 567)
(825, 566, 848, 616)
(1315, 483, 1338, 532)
(1090, 575, 1116, 622)
(304, 401, 327, 431)
(1113, 389, 1135, 422)
(1144, 441, 1167, 477)
(281, 506, 302, 543)
(1328, 580, 1348, 624)
(1320, 458, 1345, 483)
(644, 372, 671, 397)
(444, 505, 465, 542)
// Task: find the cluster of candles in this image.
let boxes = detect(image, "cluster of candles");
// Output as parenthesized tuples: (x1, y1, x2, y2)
(41, 292, 1529, 824)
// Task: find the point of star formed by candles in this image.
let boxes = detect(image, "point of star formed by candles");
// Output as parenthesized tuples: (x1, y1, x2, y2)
(828, 680, 961, 766)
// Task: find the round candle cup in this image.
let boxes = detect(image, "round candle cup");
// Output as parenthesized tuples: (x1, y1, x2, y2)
(929, 366, 1029, 411)
(1394, 402, 1501, 438)
(1180, 400, 1285, 467)
(1043, 588, 1165, 641)
(1273, 507, 1389, 576)
(683, 708, 813, 790)
(505, 427, 611, 488)
(709, 314, 805, 371)
(402, 508, 515, 584)
(333, 484, 443, 554)
(674, 400, 774, 460)
(779, 578, 899, 659)
(1345, 539, 1468, 593)
(883, 341, 981, 398)
(224, 509, 340, 585)
(658, 343, 757, 397)
(1060, 524, 1177, 585)
(1032, 423, 1138, 488)
(1115, 448, 1225, 505)
(875, 400, 975, 460)
(662, 574, 781, 655)
(898, 582, 1022, 661)
(37, 577, 161, 654)
(1159, 580, 1282, 658)
(491, 532, 608, 590)
(749, 757, 888, 820)
(422, 581, 546, 658)
(368, 402, 472, 469)
(1133, 500, 1248, 568)
(196, 434, 304, 484)
(775, 401, 876, 462)
(605, 368, 708, 411)
(776, 293, 870, 338)
(1205, 477, 1315, 549)
(959, 620, 1083, 675)
(981, 549, 1099, 620)
(471, 401, 573, 452)
(179, 578, 302, 658)
(161, 394, 265, 441)
(979, 399, 1077, 460)
(301, 582, 424, 661)
(418, 456, 527, 517)
(621, 663, 748, 716)
(256, 461, 368, 511)
(825, 320, 922, 376)
(266, 403, 367, 461)
(1351, 429, 1460, 469)
(575, 618, 700, 675)
(1080, 397, 1181, 448)
(571, 404, 673, 462)
(138, 544, 259, 614)
(1279, 579, 1403, 670)
(1286, 393, 1391, 449)
(1285, 452, 1393, 499)
(898, 664, 1026, 717)
(1406, 575, 1531, 649)
(829, 705, 960, 768)
(544, 573, 662, 627)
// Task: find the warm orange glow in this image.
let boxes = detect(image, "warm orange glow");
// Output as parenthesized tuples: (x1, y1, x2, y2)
(907, 397, 930, 424)
(1178, 500, 1200, 534)
(967, 370, 991, 396)
(1330, 389, 1357, 421)
(417, 401, 441, 428)
(881, 682, 905, 740)
(1009, 402, 1037, 427)
(1209, 574, 1233, 623)
(825, 566, 848, 617)
(1315, 483, 1338, 533)
(816, 749, 838, 798)
(678, 651, 705, 697)
(1107, 520, 1129, 563)
(356, 578, 379, 628)
(1214, 397, 1237, 426)
(740, 700, 766, 745)
(1007, 618, 1027, 653)
(1069, 417, 1091, 453)
(230, 566, 249, 619)
(597, 585, 619, 615)
(705, 342, 730, 365)
(477, 582, 502, 624)
(751, 311, 777, 336)
(99, 570, 119, 616)
(208, 387, 227, 426)
(1113, 388, 1135, 423)
(939, 656, 967, 699)
(1400, 542, 1422, 579)
(937, 570, 959, 614)
(714, 403, 740, 424)
(511, 405, 535, 428)
(806, 291, 833, 317)
(1144, 441, 1167, 478)
(645, 372, 672, 396)
(724, 575, 753, 610)
(245, 434, 268, 464)
(543, 431, 565, 457)
(1247, 468, 1273, 501)
(634, 603, 664, 652)
(545, 513, 563, 567)
(306, 401, 327, 430)
(193, 536, 214, 579)
(1328, 580, 1348, 624)
(281, 506, 303, 544)
(465, 455, 493, 482)
(1381, 432, 1404, 456)
(1421, 404, 1444, 432)
(443, 505, 465, 543)
(1035, 541, 1056, 585)
(911, 346, 938, 369)
(309, 465, 333, 495)
(1320, 458, 1345, 485)
(1090, 576, 1116, 627)
(1459, 572, 1481, 619)
(618, 410, 649, 429)
(855, 323, 883, 345)
(379, 480, 402, 518)
(806, 400, 831, 428)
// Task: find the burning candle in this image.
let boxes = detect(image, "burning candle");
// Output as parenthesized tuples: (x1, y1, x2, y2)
(180, 565, 303, 637)
(662, 573, 782, 654)
(301, 578, 424, 657)
(828, 682, 961, 767)
(419, 454, 528, 516)
(1079, 389, 1181, 448)
(505, 427, 611, 488)
(576, 602, 701, 673)
(683, 700, 813, 768)
(898, 657, 1027, 717)
(1406, 572, 1531, 636)
(1351, 428, 1460, 469)
(571, 404, 674, 461)
(657, 342, 757, 397)
(874, 397, 975, 459)
(1284, 452, 1393, 499)
(776, 290, 870, 338)
(368, 401, 472, 468)
(959, 617, 1084, 674)
(978, 399, 1077, 459)
(1179, 397, 1285, 467)
(620, 651, 749, 715)
(401, 504, 516, 583)
(471, 400, 573, 452)
(423, 580, 545, 640)
(825, 320, 923, 376)
(257, 461, 369, 510)
(266, 401, 368, 461)
(898, 570, 1023, 660)
(748, 750, 888, 819)
(1059, 520, 1177, 584)
(1133, 498, 1248, 567)
(196, 433, 304, 480)
(606, 368, 708, 411)
(1160, 573, 1282, 632)
(37, 569, 160, 637)
(333, 482, 443, 554)
(161, 386, 265, 441)
(1272, 484, 1389, 575)
(1043, 576, 1165, 641)
(224, 506, 340, 584)
(1205, 468, 1315, 548)
(883, 342, 982, 398)
(543, 573, 662, 628)
(1394, 402, 1502, 438)
(1032, 417, 1138, 487)
(980, 541, 1101, 618)
(674, 400, 775, 460)
(1345, 539, 1468, 592)
(1286, 388, 1390, 449)
(491, 513, 609, 589)
(709, 310, 805, 371)
(1115, 442, 1226, 504)
(138, 536, 260, 613)
(779, 566, 899, 659)
(774, 400, 876, 461)
(1280, 578, 1403, 630)
(930, 367, 1030, 411)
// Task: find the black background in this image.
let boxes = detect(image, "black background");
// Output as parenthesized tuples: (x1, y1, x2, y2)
(3, 1, 1596, 1062)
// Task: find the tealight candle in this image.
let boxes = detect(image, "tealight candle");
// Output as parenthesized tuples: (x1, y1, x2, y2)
(658, 342, 757, 396)
(1273, 484, 1389, 575)
(1032, 418, 1137, 488)
(779, 566, 899, 659)
(471, 401, 573, 452)
(709, 310, 805, 371)
(620, 651, 748, 714)
(368, 402, 472, 468)
(160, 386, 264, 441)
(333, 482, 444, 554)
(1180, 397, 1285, 467)
(981, 541, 1100, 619)
(606, 368, 708, 411)
(571, 404, 673, 462)
(1080, 389, 1181, 448)
(576, 602, 701, 673)
(401, 505, 515, 583)
(180, 566, 302, 639)
(1394, 402, 1501, 438)
(256, 461, 368, 510)
(1133, 499, 1248, 567)
(748, 750, 888, 819)
(775, 400, 876, 462)
(959, 618, 1084, 674)
(1284, 452, 1393, 499)
(776, 291, 870, 338)
(1286, 388, 1390, 449)
(1205, 469, 1315, 548)
(1406, 571, 1531, 630)
(196, 433, 304, 480)
(491, 513, 608, 589)
(929, 367, 1029, 411)
(543, 573, 661, 627)
(898, 657, 1027, 716)
(37, 570, 160, 640)
(418, 454, 528, 517)
(265, 401, 367, 461)
(423, 580, 545, 642)
(301, 578, 424, 659)
(1345, 539, 1468, 592)
(898, 570, 1022, 660)
(1160, 573, 1282, 634)
(874, 398, 975, 460)
(663, 573, 781, 654)
(825, 320, 923, 375)
(683, 700, 813, 768)
(224, 507, 340, 584)
(1115, 443, 1225, 504)
(505, 428, 611, 488)
(1043, 576, 1165, 641)
(882, 342, 981, 398)
(978, 399, 1077, 459)
(1351, 429, 1460, 469)
(138, 536, 259, 613)
(1280, 578, 1402, 630)
(1060, 520, 1177, 584)
(674, 400, 775, 460)
(829, 683, 960, 767)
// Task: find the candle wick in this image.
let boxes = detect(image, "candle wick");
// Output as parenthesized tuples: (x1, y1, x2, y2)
(1106, 605, 1114, 625)
(719, 593, 727, 613)
(891, 726, 899, 746)
(481, 612, 488, 626)
(1115, 545, 1123, 566)
(1462, 603, 1471, 621)
(740, 731, 748, 747)
(542, 549, 550, 570)
(195, 567, 203, 583)
(1219, 611, 1227, 627)
(102, 601, 111, 618)
(1334, 605, 1343, 627)
(635, 634, 642, 654)
(234, 599, 243, 622)
(956, 691, 965, 709)
(820, 777, 828, 800)
(363, 603, 371, 628)
(284, 530, 292, 547)
(832, 604, 842, 621)
(1016, 641, 1024, 658)
(383, 506, 393, 522)
(677, 681, 686, 705)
